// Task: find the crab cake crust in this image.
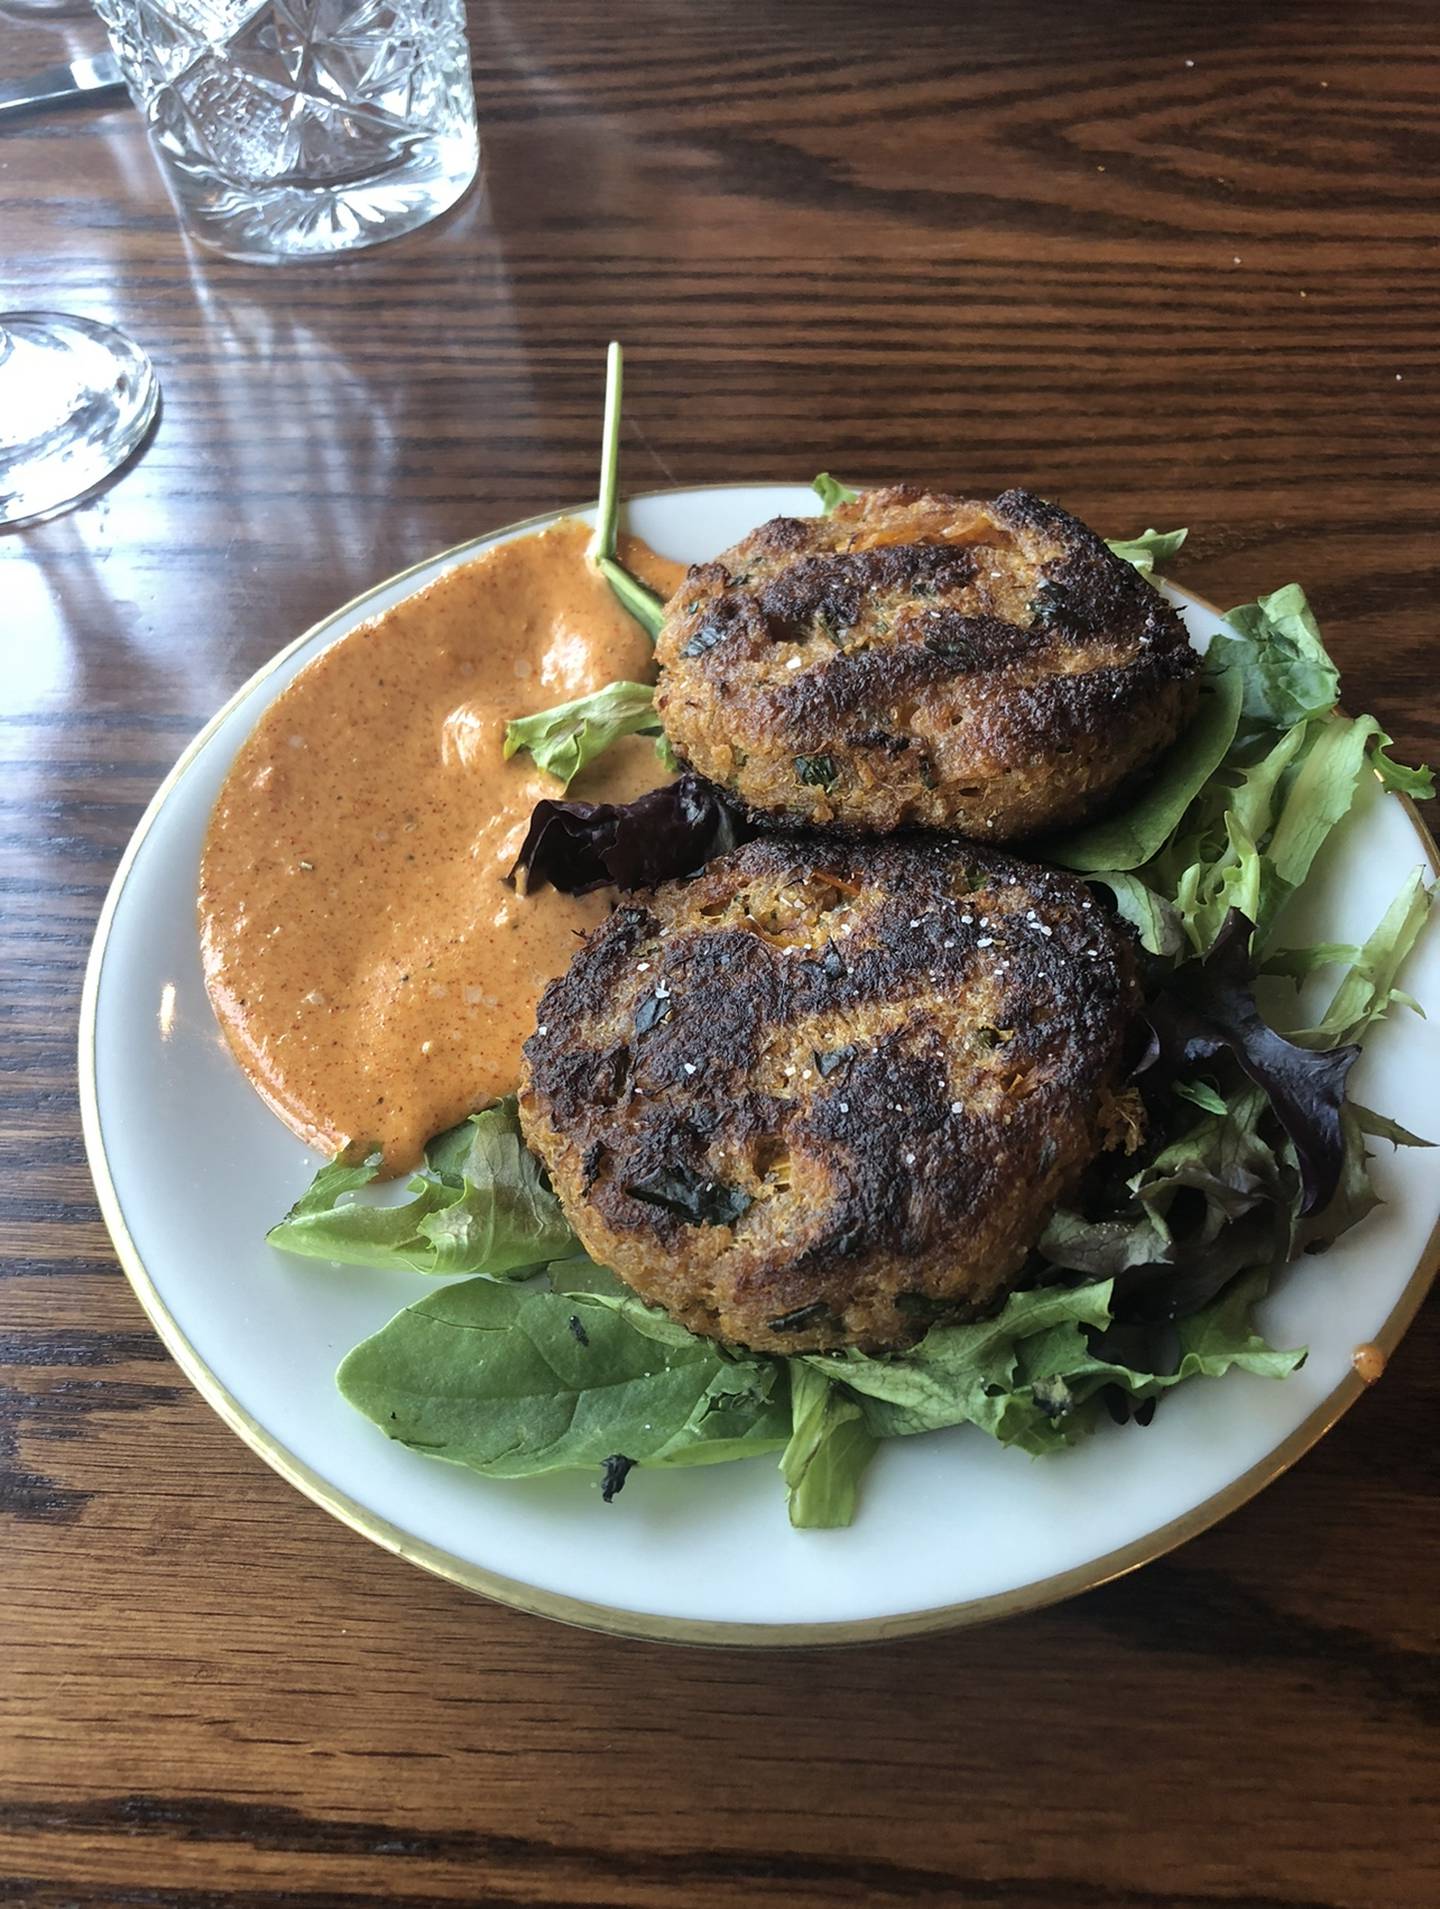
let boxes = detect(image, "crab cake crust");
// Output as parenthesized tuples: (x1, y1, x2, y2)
(519, 836, 1139, 1354)
(653, 486, 1200, 840)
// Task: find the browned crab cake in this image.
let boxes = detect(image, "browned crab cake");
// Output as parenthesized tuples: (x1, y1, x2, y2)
(652, 486, 1200, 839)
(518, 835, 1140, 1354)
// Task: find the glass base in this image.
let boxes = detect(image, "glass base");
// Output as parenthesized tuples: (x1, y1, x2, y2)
(167, 128, 480, 265)
(0, 314, 159, 531)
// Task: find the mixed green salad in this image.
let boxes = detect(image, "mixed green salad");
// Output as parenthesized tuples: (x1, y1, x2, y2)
(265, 351, 1434, 1530)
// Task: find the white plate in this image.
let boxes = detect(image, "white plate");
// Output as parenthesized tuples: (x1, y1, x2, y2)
(80, 486, 1440, 1644)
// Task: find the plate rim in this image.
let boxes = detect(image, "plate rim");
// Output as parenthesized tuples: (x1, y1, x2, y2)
(78, 487, 1440, 1648)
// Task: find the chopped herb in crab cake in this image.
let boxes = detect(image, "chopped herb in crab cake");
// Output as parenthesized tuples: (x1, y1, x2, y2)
(518, 835, 1141, 1355)
(652, 485, 1201, 841)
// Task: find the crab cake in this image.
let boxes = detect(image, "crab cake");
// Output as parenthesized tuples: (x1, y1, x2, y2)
(519, 835, 1139, 1355)
(653, 485, 1200, 840)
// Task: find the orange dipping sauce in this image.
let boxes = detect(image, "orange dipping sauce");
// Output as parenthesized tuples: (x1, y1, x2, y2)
(199, 521, 684, 1172)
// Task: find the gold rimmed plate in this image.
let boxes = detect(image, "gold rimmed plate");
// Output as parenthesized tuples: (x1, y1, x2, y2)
(80, 486, 1440, 1644)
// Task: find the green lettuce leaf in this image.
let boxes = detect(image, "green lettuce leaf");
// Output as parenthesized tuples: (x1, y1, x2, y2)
(278, 1151, 383, 1216)
(1087, 870, 1183, 956)
(338, 1277, 791, 1479)
(1265, 714, 1385, 893)
(1039, 1084, 1294, 1321)
(1220, 584, 1339, 729)
(804, 1283, 1117, 1452)
(780, 1363, 877, 1529)
(812, 472, 859, 515)
(1373, 736, 1435, 800)
(1171, 1078, 1230, 1116)
(1105, 526, 1188, 579)
(806, 1271, 1302, 1457)
(1282, 868, 1434, 1048)
(504, 681, 661, 790)
(1046, 654, 1242, 873)
(268, 1099, 576, 1277)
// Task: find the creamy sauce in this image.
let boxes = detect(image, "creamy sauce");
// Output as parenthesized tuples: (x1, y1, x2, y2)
(200, 521, 684, 1173)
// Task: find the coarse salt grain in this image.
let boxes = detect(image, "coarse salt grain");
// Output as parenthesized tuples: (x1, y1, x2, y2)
(977, 936, 994, 948)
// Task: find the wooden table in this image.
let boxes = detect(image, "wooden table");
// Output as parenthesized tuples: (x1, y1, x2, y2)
(4, 2, 1437, 1901)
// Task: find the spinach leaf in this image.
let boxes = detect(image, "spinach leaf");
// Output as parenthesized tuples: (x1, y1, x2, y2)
(1046, 654, 1242, 873)
(338, 1277, 791, 1478)
(1105, 526, 1188, 579)
(625, 1166, 752, 1227)
(505, 681, 663, 790)
(812, 472, 859, 515)
(780, 1363, 877, 1529)
(588, 342, 668, 640)
(268, 1098, 576, 1276)
(795, 753, 838, 789)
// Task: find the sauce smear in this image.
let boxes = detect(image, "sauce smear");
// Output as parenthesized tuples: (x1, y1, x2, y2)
(200, 520, 684, 1172)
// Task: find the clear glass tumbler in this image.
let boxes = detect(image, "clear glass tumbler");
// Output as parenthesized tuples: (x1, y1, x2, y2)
(93, 0, 480, 263)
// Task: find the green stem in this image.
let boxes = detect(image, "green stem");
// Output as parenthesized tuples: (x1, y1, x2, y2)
(588, 340, 667, 642)
(588, 340, 624, 566)
(597, 555, 665, 640)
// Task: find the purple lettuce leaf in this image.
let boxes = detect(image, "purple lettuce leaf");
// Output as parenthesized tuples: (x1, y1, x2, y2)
(509, 773, 750, 897)
(1144, 912, 1358, 1215)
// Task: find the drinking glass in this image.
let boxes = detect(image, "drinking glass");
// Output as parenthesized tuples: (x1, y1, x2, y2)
(92, 0, 480, 262)
(0, 313, 158, 529)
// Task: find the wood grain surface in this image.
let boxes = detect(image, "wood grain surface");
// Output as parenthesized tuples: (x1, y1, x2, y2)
(3, 1, 1438, 1902)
